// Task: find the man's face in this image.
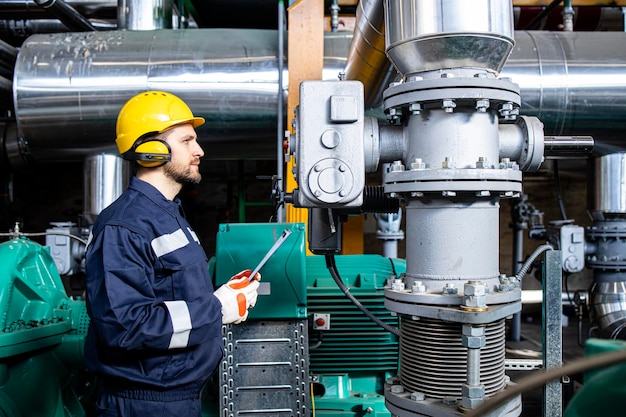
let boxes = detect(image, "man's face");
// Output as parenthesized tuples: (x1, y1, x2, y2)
(162, 123, 205, 184)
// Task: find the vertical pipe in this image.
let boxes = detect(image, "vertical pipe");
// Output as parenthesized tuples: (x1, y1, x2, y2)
(330, 0, 339, 32)
(83, 154, 130, 225)
(118, 0, 173, 30)
(382, 240, 397, 258)
(276, 0, 285, 223)
(562, 0, 574, 32)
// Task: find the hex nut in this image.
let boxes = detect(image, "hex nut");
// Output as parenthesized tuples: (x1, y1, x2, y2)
(464, 295, 487, 308)
(390, 384, 404, 394)
(462, 335, 486, 348)
(462, 397, 484, 409)
(462, 326, 485, 337)
(464, 281, 486, 296)
(410, 392, 426, 401)
(462, 384, 485, 398)
(442, 283, 458, 295)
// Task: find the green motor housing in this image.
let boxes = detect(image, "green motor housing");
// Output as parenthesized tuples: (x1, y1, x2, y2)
(0, 236, 91, 417)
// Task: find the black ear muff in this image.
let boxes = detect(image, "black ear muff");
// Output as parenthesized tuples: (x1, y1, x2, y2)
(123, 139, 171, 168)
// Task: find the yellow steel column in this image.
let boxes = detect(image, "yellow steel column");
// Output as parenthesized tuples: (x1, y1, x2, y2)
(286, 0, 324, 243)
(286, 0, 364, 254)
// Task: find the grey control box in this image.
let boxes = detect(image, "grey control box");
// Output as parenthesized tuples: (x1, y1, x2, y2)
(292, 80, 365, 208)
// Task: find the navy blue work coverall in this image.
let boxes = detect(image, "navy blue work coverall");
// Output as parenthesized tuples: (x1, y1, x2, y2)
(84, 177, 224, 417)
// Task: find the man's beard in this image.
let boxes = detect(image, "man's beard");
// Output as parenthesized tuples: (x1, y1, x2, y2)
(163, 160, 202, 184)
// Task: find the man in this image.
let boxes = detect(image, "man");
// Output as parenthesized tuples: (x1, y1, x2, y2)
(84, 90, 260, 417)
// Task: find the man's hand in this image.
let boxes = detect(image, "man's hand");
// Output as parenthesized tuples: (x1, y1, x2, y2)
(214, 269, 261, 324)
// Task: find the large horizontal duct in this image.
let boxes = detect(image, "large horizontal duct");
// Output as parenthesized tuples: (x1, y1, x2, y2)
(9, 28, 626, 169)
(505, 31, 626, 155)
(9, 29, 352, 168)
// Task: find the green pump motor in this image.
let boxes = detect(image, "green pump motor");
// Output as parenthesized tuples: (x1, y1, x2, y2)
(0, 236, 91, 417)
(213, 223, 405, 417)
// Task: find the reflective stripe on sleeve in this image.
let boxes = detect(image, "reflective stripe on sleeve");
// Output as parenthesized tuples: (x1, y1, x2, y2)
(164, 300, 192, 349)
(151, 228, 189, 258)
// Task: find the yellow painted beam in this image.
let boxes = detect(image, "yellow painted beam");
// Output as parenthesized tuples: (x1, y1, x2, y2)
(286, 0, 364, 254)
(342, 216, 364, 254)
(286, 0, 324, 250)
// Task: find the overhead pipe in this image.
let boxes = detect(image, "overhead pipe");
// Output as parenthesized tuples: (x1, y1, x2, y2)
(0, 19, 114, 42)
(8, 29, 352, 169)
(276, 0, 285, 222)
(0, 75, 11, 108)
(33, 0, 96, 31)
(8, 28, 626, 169)
(0, 0, 116, 16)
(0, 37, 16, 80)
(0, 0, 116, 41)
(117, 0, 173, 30)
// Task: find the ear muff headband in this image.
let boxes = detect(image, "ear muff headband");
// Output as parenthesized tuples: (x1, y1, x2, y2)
(122, 138, 171, 168)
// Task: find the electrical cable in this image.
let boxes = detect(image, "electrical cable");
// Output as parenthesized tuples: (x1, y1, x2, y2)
(514, 244, 554, 281)
(388, 257, 398, 276)
(310, 331, 323, 350)
(465, 348, 626, 417)
(325, 254, 401, 337)
(310, 381, 316, 417)
(554, 160, 568, 220)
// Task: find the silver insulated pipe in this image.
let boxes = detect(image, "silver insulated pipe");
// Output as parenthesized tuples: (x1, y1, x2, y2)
(7, 29, 352, 169)
(7, 27, 626, 169)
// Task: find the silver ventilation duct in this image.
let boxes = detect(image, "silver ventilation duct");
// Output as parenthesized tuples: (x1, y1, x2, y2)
(505, 31, 626, 151)
(8, 27, 626, 170)
(8, 29, 352, 169)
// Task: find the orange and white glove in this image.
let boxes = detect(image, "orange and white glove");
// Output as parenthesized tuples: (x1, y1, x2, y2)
(214, 269, 261, 324)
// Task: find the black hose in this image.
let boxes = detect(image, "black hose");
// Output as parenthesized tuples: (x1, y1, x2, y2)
(554, 160, 568, 220)
(325, 254, 401, 337)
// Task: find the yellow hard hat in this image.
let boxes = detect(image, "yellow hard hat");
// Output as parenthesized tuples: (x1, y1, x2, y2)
(115, 90, 205, 156)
